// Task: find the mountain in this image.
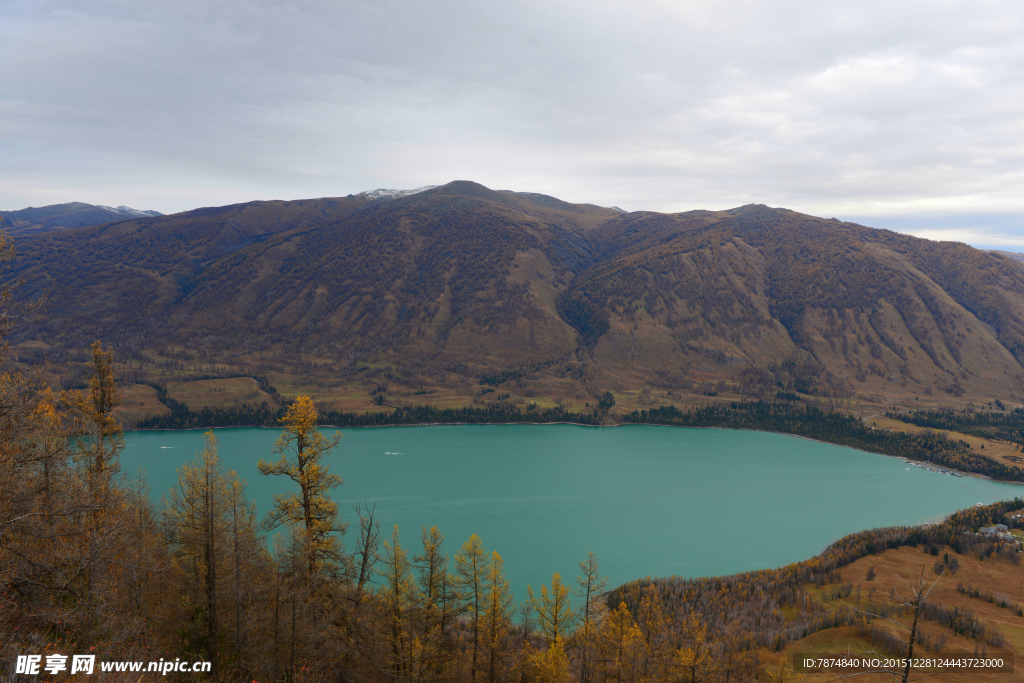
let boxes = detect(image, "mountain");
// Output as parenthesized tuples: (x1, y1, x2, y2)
(6, 181, 1024, 412)
(568, 206, 1024, 402)
(993, 250, 1024, 263)
(0, 202, 163, 235)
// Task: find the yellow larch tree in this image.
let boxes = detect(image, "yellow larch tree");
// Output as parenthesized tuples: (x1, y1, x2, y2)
(574, 552, 608, 683)
(225, 465, 266, 681)
(63, 341, 123, 498)
(529, 572, 575, 646)
(456, 533, 488, 681)
(675, 613, 715, 683)
(258, 395, 344, 578)
(380, 524, 417, 679)
(164, 431, 232, 679)
(634, 585, 672, 679)
(526, 637, 572, 683)
(415, 525, 461, 676)
(481, 550, 514, 683)
(594, 602, 647, 683)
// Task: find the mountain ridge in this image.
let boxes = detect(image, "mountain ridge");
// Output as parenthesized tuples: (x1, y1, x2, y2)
(0, 202, 163, 235)
(4, 181, 1023, 414)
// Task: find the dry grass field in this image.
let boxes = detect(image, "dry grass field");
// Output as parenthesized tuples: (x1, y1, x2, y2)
(111, 383, 170, 424)
(163, 377, 279, 410)
(776, 543, 1024, 682)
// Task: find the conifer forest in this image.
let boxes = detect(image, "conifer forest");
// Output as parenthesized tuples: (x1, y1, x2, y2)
(5, 222, 1024, 683)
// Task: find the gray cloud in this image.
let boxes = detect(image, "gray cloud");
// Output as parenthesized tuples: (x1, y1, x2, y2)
(1, 0, 1022, 248)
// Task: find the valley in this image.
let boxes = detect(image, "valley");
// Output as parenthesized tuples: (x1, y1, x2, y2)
(4, 189, 1024, 681)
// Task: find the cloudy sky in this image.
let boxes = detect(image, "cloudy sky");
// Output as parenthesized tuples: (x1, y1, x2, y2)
(1, 0, 1022, 249)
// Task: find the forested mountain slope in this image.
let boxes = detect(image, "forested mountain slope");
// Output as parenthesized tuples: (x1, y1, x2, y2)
(4, 181, 1023, 411)
(566, 204, 1024, 402)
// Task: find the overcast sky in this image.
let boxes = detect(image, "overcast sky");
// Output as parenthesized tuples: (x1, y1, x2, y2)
(1, 0, 1022, 249)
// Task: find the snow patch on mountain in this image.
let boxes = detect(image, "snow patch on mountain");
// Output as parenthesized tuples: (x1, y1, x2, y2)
(97, 205, 163, 218)
(356, 186, 438, 201)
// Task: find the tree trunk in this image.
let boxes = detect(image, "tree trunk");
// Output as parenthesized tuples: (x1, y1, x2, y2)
(206, 468, 218, 679)
(902, 595, 921, 683)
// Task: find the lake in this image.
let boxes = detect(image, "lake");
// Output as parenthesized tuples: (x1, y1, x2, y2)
(122, 424, 1022, 602)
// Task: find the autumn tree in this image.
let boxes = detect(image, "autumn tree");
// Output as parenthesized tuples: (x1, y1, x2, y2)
(416, 526, 446, 633)
(0, 367, 81, 647)
(258, 395, 345, 579)
(0, 267, 167, 664)
(481, 551, 515, 683)
(164, 432, 232, 677)
(526, 638, 572, 683)
(529, 572, 576, 646)
(381, 524, 417, 678)
(275, 529, 310, 681)
(415, 525, 462, 677)
(335, 502, 383, 676)
(164, 431, 272, 680)
(633, 585, 671, 679)
(574, 552, 608, 683)
(225, 465, 269, 680)
(675, 614, 714, 683)
(594, 602, 646, 683)
(350, 502, 382, 607)
(64, 341, 123, 497)
(457, 533, 489, 681)
(515, 600, 538, 683)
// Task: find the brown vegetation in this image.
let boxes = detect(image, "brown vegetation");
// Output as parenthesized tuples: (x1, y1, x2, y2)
(5, 219, 1024, 680)
(2, 183, 1022, 420)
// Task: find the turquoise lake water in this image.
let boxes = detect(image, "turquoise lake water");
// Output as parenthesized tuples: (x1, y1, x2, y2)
(122, 424, 1022, 602)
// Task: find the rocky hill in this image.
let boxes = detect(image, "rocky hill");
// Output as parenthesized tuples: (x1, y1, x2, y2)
(4, 181, 1023, 412)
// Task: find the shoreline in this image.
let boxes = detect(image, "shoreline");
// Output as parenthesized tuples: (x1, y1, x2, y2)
(127, 418, 1024, 486)
(619, 498, 1024, 591)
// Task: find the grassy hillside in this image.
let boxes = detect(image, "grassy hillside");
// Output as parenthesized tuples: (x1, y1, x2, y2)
(3, 182, 1023, 420)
